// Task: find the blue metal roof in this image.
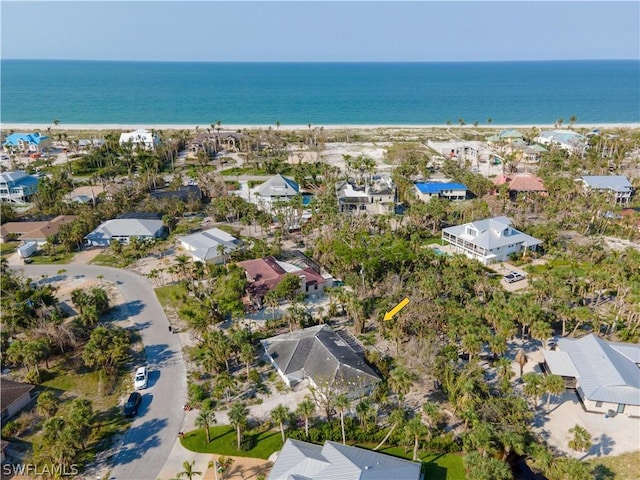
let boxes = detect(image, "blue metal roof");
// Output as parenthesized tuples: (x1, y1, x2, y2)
(3, 133, 49, 147)
(415, 182, 467, 194)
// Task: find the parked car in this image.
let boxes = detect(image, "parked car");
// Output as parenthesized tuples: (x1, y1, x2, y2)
(123, 391, 142, 417)
(134, 366, 148, 390)
(504, 271, 525, 283)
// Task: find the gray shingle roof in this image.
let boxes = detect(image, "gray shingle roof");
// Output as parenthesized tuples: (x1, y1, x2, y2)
(1, 378, 35, 412)
(256, 174, 299, 197)
(268, 439, 422, 480)
(442, 216, 542, 250)
(549, 334, 640, 405)
(261, 325, 380, 390)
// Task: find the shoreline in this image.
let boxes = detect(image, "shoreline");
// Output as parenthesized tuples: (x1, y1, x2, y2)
(2, 122, 639, 131)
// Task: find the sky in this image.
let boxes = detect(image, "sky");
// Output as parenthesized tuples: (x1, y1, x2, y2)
(1, 1, 638, 62)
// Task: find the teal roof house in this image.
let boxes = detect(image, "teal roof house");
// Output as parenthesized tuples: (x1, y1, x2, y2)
(0, 171, 40, 204)
(2, 133, 51, 153)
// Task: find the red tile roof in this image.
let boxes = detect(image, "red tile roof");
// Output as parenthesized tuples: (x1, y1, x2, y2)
(237, 256, 326, 297)
(493, 173, 547, 193)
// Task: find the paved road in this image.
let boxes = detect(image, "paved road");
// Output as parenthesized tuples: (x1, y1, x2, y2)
(12, 264, 186, 480)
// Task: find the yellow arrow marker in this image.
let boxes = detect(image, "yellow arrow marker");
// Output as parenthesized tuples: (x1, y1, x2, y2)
(383, 297, 410, 321)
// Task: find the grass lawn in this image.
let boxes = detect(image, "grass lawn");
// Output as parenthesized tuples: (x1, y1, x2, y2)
(0, 241, 19, 256)
(181, 425, 283, 459)
(90, 252, 131, 268)
(528, 259, 588, 278)
(358, 444, 465, 480)
(155, 282, 189, 310)
(26, 251, 75, 265)
(588, 450, 640, 480)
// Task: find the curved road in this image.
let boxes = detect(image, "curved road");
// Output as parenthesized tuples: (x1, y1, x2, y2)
(13, 264, 186, 480)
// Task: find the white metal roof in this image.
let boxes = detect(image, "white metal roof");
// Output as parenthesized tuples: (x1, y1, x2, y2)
(554, 334, 640, 406)
(542, 350, 579, 377)
(268, 439, 421, 480)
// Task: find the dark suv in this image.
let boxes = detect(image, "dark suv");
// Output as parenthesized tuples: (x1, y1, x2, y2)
(124, 392, 142, 417)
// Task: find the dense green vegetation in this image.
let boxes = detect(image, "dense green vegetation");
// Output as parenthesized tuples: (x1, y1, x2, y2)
(2, 126, 639, 480)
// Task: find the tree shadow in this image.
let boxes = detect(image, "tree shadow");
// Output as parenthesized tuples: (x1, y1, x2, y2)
(144, 343, 179, 369)
(592, 464, 616, 480)
(112, 417, 167, 466)
(589, 433, 615, 457)
(421, 454, 448, 480)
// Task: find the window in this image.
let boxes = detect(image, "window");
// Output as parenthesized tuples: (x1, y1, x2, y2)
(617, 404, 625, 414)
(595, 401, 603, 408)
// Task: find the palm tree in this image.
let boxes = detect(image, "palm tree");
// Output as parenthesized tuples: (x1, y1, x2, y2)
(568, 425, 592, 455)
(487, 117, 493, 125)
(175, 460, 202, 480)
(355, 399, 374, 429)
(334, 394, 350, 445)
(208, 456, 234, 480)
(388, 366, 416, 401)
(515, 348, 528, 377)
(569, 115, 578, 129)
(543, 374, 565, 411)
(229, 403, 249, 450)
(374, 407, 406, 450)
(296, 397, 315, 440)
(522, 372, 545, 408)
(404, 417, 427, 461)
(195, 409, 217, 443)
(271, 404, 291, 442)
(239, 343, 254, 378)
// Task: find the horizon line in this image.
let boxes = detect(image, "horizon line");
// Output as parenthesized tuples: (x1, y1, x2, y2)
(2, 58, 639, 64)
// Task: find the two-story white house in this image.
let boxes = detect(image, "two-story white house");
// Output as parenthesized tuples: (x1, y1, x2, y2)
(578, 175, 633, 204)
(119, 129, 160, 151)
(0, 171, 40, 204)
(336, 176, 396, 214)
(442, 216, 542, 265)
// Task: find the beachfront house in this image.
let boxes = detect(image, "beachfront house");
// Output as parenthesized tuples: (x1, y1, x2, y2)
(261, 324, 381, 396)
(178, 227, 242, 264)
(119, 129, 160, 151)
(414, 181, 467, 202)
(268, 439, 422, 480)
(542, 334, 640, 417)
(441, 216, 542, 265)
(2, 133, 51, 154)
(85, 212, 166, 246)
(336, 176, 396, 214)
(578, 175, 633, 204)
(0, 171, 40, 204)
(535, 130, 587, 155)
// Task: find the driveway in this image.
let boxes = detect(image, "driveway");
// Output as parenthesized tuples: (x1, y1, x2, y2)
(12, 264, 187, 480)
(510, 339, 640, 458)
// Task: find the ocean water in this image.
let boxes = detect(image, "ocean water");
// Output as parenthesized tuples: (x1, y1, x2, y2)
(1, 60, 638, 125)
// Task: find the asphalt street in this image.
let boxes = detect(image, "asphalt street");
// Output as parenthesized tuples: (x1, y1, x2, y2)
(13, 264, 186, 480)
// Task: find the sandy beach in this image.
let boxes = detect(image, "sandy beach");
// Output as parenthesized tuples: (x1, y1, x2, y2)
(2, 123, 639, 132)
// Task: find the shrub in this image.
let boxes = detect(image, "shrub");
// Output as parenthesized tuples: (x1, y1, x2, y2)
(25, 370, 41, 384)
(187, 381, 209, 406)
